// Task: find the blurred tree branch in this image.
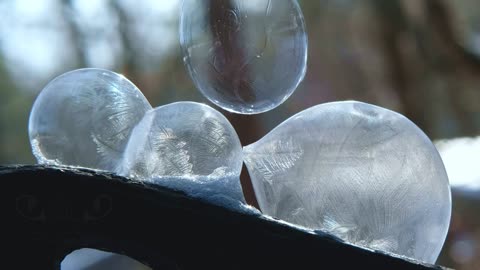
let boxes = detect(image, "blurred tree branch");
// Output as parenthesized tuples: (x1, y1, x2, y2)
(368, 0, 480, 137)
(61, 0, 88, 68)
(110, 1, 139, 81)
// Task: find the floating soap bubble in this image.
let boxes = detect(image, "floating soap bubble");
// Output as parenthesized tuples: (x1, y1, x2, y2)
(118, 101, 244, 201)
(29, 68, 152, 171)
(180, 0, 308, 114)
(243, 101, 451, 263)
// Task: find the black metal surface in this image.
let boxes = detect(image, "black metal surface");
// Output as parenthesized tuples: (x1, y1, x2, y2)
(0, 165, 450, 269)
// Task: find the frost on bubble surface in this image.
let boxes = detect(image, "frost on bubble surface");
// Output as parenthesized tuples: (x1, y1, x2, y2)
(243, 101, 451, 263)
(28, 68, 152, 171)
(118, 102, 245, 202)
(180, 0, 307, 114)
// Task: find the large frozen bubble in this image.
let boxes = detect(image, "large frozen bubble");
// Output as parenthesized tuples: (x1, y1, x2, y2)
(243, 101, 451, 263)
(118, 102, 244, 202)
(29, 68, 152, 171)
(180, 0, 308, 114)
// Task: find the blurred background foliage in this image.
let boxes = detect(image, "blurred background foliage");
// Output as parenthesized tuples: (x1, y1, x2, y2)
(0, 0, 479, 269)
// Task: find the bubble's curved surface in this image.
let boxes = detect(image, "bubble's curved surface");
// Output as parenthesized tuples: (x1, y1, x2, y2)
(180, 0, 307, 114)
(119, 101, 243, 180)
(243, 101, 451, 263)
(29, 68, 152, 171)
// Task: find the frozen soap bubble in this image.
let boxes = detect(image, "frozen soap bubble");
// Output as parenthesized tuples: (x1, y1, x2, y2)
(29, 68, 152, 171)
(243, 101, 451, 263)
(180, 0, 307, 114)
(118, 102, 244, 201)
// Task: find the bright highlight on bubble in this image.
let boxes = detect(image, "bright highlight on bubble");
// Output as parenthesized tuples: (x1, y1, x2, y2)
(180, 0, 308, 114)
(28, 68, 152, 171)
(243, 101, 451, 263)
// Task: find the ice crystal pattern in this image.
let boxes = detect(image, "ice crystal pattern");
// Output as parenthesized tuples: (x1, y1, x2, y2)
(243, 101, 451, 263)
(29, 68, 152, 171)
(119, 102, 243, 180)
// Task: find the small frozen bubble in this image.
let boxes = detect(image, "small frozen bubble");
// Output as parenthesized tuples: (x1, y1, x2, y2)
(118, 102, 244, 202)
(180, 0, 308, 114)
(119, 102, 243, 178)
(29, 68, 152, 171)
(243, 101, 451, 263)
